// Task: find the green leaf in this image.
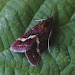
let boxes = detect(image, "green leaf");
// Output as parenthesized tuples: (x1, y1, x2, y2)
(0, 0, 75, 75)
(0, 0, 10, 11)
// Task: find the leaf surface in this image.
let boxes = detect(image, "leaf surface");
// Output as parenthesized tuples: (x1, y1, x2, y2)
(0, 0, 75, 75)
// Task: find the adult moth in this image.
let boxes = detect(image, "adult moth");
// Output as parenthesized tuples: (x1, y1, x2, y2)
(10, 17, 53, 66)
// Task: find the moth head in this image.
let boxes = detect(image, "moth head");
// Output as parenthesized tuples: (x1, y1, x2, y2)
(42, 17, 53, 26)
(38, 17, 53, 30)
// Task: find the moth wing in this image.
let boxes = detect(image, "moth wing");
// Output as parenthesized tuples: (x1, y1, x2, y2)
(10, 35, 36, 53)
(24, 38, 41, 66)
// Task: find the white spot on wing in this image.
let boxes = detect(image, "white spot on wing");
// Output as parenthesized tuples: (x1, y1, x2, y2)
(36, 37, 41, 55)
(36, 38, 40, 44)
(17, 35, 36, 42)
(37, 49, 40, 53)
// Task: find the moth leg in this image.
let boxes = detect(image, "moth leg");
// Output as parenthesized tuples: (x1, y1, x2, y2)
(48, 29, 52, 53)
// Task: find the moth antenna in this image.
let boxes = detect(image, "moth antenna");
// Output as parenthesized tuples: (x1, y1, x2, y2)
(48, 29, 52, 53)
(35, 19, 46, 22)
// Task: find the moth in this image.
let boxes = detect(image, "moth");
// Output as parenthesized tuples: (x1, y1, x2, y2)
(10, 17, 53, 66)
